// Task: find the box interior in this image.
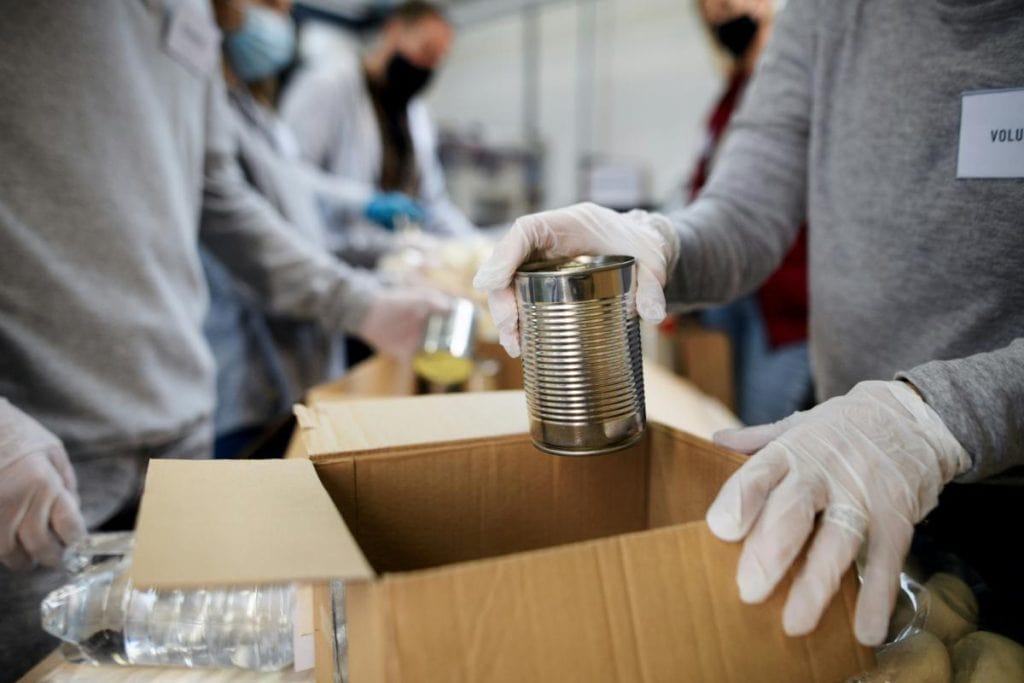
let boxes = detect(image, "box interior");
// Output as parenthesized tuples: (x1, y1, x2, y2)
(310, 423, 746, 574)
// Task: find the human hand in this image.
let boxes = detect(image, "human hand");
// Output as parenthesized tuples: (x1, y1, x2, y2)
(472, 202, 679, 356)
(0, 399, 87, 570)
(706, 380, 970, 646)
(364, 192, 426, 230)
(358, 287, 452, 359)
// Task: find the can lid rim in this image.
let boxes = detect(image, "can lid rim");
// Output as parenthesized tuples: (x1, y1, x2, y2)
(515, 254, 635, 277)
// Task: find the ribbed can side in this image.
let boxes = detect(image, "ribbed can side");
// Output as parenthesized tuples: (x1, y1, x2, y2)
(515, 256, 645, 456)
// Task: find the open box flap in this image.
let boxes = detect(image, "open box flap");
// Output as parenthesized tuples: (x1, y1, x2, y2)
(295, 366, 739, 462)
(130, 459, 374, 588)
(295, 390, 530, 458)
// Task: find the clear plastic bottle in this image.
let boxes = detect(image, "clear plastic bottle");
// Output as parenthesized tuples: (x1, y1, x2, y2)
(331, 579, 349, 683)
(41, 533, 295, 672)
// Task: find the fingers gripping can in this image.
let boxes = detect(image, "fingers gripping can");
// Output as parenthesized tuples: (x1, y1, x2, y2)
(515, 255, 645, 456)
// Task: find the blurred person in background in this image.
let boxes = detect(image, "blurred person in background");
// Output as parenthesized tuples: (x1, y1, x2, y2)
(208, 0, 441, 458)
(218, 0, 426, 250)
(289, 0, 379, 68)
(689, 0, 812, 425)
(281, 0, 477, 237)
(0, 3, 445, 677)
(476, 0, 1023, 650)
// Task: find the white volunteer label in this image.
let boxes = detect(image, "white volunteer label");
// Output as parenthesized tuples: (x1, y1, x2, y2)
(957, 87, 1024, 179)
(164, 2, 220, 77)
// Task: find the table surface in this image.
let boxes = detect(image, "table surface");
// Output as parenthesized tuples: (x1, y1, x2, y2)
(21, 356, 738, 682)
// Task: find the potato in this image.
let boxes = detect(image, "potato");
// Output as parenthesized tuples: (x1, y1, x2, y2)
(846, 630, 951, 683)
(950, 631, 1024, 683)
(926, 574, 979, 625)
(922, 573, 979, 647)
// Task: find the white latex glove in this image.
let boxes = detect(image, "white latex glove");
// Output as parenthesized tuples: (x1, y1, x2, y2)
(472, 202, 679, 357)
(357, 287, 452, 359)
(705, 380, 970, 646)
(0, 399, 87, 570)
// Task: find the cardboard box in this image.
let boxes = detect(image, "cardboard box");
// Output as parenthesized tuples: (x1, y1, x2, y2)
(304, 342, 523, 405)
(284, 346, 523, 460)
(132, 391, 871, 682)
(286, 352, 733, 460)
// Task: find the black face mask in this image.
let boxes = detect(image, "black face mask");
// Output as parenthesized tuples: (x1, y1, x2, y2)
(714, 15, 759, 60)
(383, 53, 434, 106)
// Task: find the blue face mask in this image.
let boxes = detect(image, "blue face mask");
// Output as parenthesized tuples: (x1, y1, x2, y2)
(223, 5, 296, 82)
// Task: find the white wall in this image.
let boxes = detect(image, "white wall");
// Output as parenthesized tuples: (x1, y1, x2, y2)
(426, 0, 722, 210)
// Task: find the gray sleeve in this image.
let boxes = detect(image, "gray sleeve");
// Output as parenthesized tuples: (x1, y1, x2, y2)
(279, 67, 341, 170)
(322, 219, 396, 269)
(199, 74, 380, 335)
(664, 0, 815, 308)
(410, 103, 477, 237)
(301, 165, 375, 220)
(898, 338, 1024, 482)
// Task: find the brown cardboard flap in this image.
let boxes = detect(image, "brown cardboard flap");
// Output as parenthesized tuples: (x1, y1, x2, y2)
(349, 522, 873, 682)
(296, 390, 529, 458)
(131, 460, 373, 588)
(297, 366, 738, 462)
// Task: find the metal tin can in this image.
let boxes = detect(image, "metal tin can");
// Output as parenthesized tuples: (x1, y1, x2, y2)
(515, 255, 645, 456)
(414, 298, 477, 387)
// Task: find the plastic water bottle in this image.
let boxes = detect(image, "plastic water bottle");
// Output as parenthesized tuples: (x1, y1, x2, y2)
(41, 533, 295, 672)
(331, 579, 349, 683)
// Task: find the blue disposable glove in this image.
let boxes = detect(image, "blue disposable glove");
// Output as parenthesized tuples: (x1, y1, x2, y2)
(364, 192, 426, 230)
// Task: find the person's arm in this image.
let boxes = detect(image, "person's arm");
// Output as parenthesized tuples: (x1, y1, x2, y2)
(473, 0, 818, 355)
(664, 0, 816, 308)
(898, 337, 1024, 482)
(300, 164, 376, 223)
(323, 219, 398, 269)
(201, 70, 382, 335)
(0, 398, 86, 570)
(409, 102, 477, 237)
(278, 65, 343, 170)
(202, 73, 451, 357)
(288, 155, 421, 268)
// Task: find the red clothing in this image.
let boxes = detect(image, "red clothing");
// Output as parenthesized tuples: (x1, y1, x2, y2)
(757, 227, 807, 347)
(688, 70, 808, 348)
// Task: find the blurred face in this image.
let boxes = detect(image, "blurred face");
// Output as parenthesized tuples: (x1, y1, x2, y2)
(387, 15, 454, 71)
(213, 0, 292, 33)
(699, 0, 771, 26)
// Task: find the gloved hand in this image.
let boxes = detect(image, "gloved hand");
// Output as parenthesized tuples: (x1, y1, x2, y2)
(472, 202, 679, 357)
(0, 399, 87, 570)
(364, 192, 426, 231)
(705, 380, 971, 646)
(358, 287, 452, 359)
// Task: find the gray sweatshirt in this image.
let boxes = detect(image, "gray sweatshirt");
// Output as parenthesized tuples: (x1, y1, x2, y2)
(0, 1, 380, 456)
(203, 88, 389, 436)
(666, 0, 1024, 482)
